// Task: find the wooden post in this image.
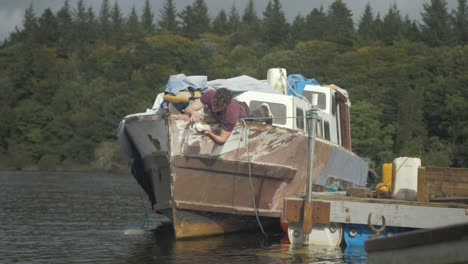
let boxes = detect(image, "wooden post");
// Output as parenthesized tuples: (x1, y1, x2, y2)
(417, 167, 428, 202)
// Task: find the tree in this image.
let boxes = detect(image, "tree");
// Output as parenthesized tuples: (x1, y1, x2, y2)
(351, 100, 395, 167)
(227, 4, 241, 33)
(291, 14, 306, 41)
(178, 5, 195, 37)
(303, 7, 327, 40)
(262, 0, 289, 46)
(99, 0, 111, 41)
(22, 3, 38, 39)
(381, 4, 404, 44)
(37, 8, 58, 44)
(241, 0, 261, 39)
(126, 6, 141, 40)
(358, 3, 376, 41)
(324, 0, 355, 46)
(420, 0, 451, 46)
(141, 0, 155, 34)
(212, 10, 229, 35)
(110, 1, 125, 45)
(179, 0, 210, 37)
(451, 0, 468, 44)
(56, 0, 73, 48)
(158, 0, 178, 33)
(72, 0, 90, 45)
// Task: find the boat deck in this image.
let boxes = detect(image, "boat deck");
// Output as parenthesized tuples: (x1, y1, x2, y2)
(284, 194, 468, 229)
(284, 166, 468, 230)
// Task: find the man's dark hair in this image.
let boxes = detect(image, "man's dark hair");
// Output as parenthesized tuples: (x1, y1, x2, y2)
(213, 88, 232, 108)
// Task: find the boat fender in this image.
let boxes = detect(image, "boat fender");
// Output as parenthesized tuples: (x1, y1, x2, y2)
(163, 90, 202, 103)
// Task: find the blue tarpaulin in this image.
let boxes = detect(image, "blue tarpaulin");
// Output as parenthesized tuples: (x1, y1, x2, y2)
(287, 74, 320, 97)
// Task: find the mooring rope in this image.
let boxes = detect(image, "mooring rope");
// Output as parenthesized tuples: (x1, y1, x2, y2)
(240, 118, 267, 238)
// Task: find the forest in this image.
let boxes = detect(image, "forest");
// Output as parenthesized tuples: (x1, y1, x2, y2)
(0, 0, 466, 175)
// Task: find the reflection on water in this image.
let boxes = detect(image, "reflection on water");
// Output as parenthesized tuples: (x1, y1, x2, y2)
(0, 171, 366, 263)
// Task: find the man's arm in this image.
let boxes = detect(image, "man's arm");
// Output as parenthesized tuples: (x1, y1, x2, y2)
(203, 129, 232, 145)
(184, 99, 204, 124)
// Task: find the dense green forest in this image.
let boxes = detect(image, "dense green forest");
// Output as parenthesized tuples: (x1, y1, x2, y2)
(0, 0, 467, 174)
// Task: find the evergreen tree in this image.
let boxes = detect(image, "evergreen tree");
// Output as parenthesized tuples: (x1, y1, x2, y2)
(110, 1, 125, 44)
(291, 14, 306, 41)
(262, 0, 289, 46)
(324, 0, 355, 45)
(227, 4, 241, 33)
(99, 0, 111, 41)
(241, 0, 261, 39)
(304, 6, 327, 40)
(451, 0, 468, 44)
(420, 0, 451, 46)
(23, 3, 38, 37)
(72, 0, 90, 46)
(38, 8, 58, 44)
(402, 15, 421, 42)
(179, 0, 210, 37)
(141, 0, 155, 34)
(158, 0, 178, 33)
(56, 0, 73, 54)
(191, 0, 211, 35)
(381, 4, 404, 44)
(178, 5, 195, 37)
(126, 6, 141, 39)
(212, 10, 229, 35)
(358, 3, 376, 41)
(86, 7, 97, 42)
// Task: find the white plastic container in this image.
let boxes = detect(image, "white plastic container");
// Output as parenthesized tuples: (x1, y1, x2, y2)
(267, 68, 287, 94)
(392, 157, 421, 201)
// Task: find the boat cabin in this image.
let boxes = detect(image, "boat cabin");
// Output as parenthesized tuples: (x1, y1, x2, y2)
(234, 84, 352, 150)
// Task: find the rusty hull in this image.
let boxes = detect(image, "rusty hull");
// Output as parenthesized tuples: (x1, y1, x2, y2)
(123, 113, 368, 238)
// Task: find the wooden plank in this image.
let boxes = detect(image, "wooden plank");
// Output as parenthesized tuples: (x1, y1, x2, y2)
(426, 173, 468, 183)
(425, 182, 468, 197)
(283, 198, 331, 225)
(425, 167, 468, 182)
(426, 181, 468, 190)
(417, 167, 428, 202)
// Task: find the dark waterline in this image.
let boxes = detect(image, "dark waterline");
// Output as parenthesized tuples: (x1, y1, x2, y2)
(0, 171, 366, 263)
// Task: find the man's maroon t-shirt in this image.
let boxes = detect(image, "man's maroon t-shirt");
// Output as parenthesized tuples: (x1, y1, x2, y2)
(200, 89, 247, 132)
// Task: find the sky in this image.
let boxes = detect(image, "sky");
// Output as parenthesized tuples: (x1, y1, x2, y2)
(0, 0, 459, 42)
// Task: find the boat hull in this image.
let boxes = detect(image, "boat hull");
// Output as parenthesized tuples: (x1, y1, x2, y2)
(119, 113, 368, 238)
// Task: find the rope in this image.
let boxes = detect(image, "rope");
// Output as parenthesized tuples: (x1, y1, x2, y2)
(240, 118, 268, 238)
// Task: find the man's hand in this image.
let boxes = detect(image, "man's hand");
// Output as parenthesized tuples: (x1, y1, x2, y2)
(189, 111, 202, 124)
(184, 99, 204, 124)
(202, 129, 231, 145)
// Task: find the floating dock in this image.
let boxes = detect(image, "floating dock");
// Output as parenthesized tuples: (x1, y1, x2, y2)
(283, 166, 468, 246)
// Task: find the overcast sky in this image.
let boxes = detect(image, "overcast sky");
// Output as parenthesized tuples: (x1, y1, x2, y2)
(0, 0, 459, 42)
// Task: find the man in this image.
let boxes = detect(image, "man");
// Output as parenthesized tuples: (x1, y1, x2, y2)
(184, 88, 247, 145)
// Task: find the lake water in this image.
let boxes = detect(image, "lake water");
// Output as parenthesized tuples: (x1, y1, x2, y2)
(0, 171, 367, 263)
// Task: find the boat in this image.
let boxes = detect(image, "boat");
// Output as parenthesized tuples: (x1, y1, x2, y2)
(117, 69, 369, 239)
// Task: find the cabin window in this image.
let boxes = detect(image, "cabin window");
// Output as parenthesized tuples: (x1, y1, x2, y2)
(296, 108, 305, 130)
(316, 119, 323, 138)
(249, 101, 287, 125)
(324, 121, 330, 140)
(303, 91, 326, 110)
